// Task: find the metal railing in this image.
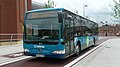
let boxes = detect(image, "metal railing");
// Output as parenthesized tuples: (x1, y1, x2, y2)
(0, 34, 23, 45)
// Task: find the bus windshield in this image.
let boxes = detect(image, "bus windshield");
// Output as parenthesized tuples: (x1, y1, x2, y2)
(25, 17, 60, 41)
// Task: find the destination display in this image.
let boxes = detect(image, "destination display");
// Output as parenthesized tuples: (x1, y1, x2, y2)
(26, 11, 58, 19)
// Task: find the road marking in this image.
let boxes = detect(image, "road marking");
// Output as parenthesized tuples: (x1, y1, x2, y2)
(9, 53, 23, 57)
(64, 40, 109, 67)
(0, 56, 32, 66)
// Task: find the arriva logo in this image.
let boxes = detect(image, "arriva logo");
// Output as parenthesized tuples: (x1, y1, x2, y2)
(34, 45, 45, 48)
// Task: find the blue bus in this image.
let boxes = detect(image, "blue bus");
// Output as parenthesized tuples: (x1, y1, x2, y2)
(23, 8, 98, 59)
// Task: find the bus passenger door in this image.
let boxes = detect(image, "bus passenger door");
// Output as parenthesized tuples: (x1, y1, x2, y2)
(64, 18, 74, 55)
(70, 19, 74, 54)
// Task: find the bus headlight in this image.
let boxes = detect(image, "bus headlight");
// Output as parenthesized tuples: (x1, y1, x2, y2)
(24, 49, 29, 52)
(53, 49, 65, 54)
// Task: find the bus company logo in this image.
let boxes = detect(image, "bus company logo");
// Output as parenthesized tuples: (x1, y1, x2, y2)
(38, 49, 42, 52)
(34, 45, 45, 48)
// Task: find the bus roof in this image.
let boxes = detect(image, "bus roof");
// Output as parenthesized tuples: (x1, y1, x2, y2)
(26, 8, 98, 25)
(26, 8, 64, 13)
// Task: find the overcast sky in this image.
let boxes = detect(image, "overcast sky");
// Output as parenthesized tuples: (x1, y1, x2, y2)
(32, 0, 117, 25)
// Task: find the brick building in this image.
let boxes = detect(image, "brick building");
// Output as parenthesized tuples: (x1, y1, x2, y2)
(99, 24, 120, 36)
(0, 0, 32, 40)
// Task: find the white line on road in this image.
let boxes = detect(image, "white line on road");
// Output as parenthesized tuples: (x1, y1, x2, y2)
(0, 56, 32, 66)
(64, 40, 109, 67)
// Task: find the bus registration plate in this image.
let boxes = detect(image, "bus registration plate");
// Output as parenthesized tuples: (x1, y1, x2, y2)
(36, 54, 45, 57)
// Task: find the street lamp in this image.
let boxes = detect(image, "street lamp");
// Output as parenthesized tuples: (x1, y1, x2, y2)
(96, 16, 100, 23)
(83, 4, 88, 17)
(25, 0, 27, 12)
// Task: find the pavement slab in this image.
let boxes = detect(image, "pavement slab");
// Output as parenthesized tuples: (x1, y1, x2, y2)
(73, 38, 120, 67)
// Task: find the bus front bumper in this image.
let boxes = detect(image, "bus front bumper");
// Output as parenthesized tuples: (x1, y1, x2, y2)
(24, 52, 65, 59)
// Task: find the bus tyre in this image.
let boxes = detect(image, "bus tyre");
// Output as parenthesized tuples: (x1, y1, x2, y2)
(93, 38, 96, 46)
(74, 45, 80, 56)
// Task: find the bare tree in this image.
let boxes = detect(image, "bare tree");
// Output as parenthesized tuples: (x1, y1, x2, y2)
(44, 0, 56, 8)
(74, 10, 79, 14)
(111, 0, 120, 20)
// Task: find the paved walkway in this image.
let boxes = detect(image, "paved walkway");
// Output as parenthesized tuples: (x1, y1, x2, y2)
(73, 38, 120, 67)
(0, 44, 23, 55)
(0, 44, 31, 66)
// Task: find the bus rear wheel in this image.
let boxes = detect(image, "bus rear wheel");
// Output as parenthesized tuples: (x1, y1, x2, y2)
(93, 38, 96, 46)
